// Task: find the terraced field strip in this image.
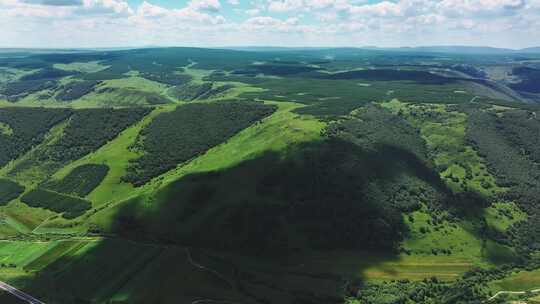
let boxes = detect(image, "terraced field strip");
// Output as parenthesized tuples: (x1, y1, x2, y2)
(0, 241, 58, 268)
(24, 240, 88, 272)
(268, 250, 476, 282)
(362, 259, 474, 281)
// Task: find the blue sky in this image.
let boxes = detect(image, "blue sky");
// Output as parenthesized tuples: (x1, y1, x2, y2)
(0, 0, 539, 48)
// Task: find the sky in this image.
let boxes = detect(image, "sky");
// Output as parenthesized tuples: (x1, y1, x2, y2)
(0, 0, 539, 48)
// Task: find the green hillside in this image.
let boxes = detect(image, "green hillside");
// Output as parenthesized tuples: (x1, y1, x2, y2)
(0, 47, 539, 303)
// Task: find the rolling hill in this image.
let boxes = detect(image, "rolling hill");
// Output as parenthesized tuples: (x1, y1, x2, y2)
(0, 47, 539, 303)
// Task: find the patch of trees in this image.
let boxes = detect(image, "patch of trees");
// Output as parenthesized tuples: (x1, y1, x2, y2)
(94, 87, 170, 105)
(170, 82, 233, 101)
(509, 66, 540, 93)
(202, 84, 234, 99)
(170, 82, 213, 101)
(55, 80, 100, 101)
(325, 104, 430, 163)
(123, 102, 276, 186)
(80, 65, 129, 81)
(232, 64, 320, 76)
(350, 267, 511, 304)
(324, 105, 472, 212)
(465, 106, 540, 254)
(252, 139, 411, 251)
(19, 67, 75, 81)
(0, 79, 58, 101)
(319, 69, 455, 84)
(497, 110, 540, 163)
(20, 188, 91, 219)
(0, 107, 71, 166)
(140, 71, 192, 85)
(44, 108, 150, 164)
(0, 178, 25, 205)
(44, 164, 109, 197)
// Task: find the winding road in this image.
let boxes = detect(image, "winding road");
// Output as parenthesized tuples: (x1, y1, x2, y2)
(486, 287, 540, 302)
(0, 281, 45, 304)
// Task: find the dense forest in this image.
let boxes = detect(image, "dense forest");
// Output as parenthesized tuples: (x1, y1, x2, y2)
(123, 102, 276, 186)
(44, 164, 109, 197)
(44, 108, 150, 164)
(0, 108, 71, 166)
(55, 80, 100, 101)
(20, 188, 91, 219)
(0, 178, 24, 205)
(465, 106, 540, 255)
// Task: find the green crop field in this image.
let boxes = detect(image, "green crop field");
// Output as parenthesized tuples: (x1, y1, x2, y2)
(0, 47, 538, 303)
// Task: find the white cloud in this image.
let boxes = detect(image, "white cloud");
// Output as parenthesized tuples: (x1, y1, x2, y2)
(0, 0, 538, 48)
(348, 1, 403, 17)
(78, 0, 133, 17)
(21, 0, 82, 6)
(188, 0, 221, 12)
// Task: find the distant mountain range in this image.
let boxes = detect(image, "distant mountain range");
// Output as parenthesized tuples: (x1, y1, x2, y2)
(1, 45, 539, 55)
(227, 45, 540, 55)
(388, 46, 540, 54)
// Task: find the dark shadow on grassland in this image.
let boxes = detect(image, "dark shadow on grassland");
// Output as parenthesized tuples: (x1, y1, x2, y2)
(16, 139, 505, 303)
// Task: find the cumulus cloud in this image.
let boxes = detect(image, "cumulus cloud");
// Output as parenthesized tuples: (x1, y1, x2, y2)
(133, 1, 225, 25)
(77, 0, 133, 17)
(348, 1, 403, 17)
(0, 0, 538, 48)
(188, 0, 221, 12)
(21, 0, 82, 6)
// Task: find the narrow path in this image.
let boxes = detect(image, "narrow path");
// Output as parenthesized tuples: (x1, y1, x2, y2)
(486, 287, 540, 302)
(185, 248, 234, 290)
(0, 281, 45, 304)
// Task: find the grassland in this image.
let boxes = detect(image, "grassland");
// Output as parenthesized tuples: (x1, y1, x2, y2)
(484, 202, 527, 233)
(489, 269, 540, 292)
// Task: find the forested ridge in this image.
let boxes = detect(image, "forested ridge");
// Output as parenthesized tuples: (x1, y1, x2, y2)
(123, 102, 276, 186)
(0, 108, 71, 166)
(43, 107, 150, 164)
(465, 106, 540, 255)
